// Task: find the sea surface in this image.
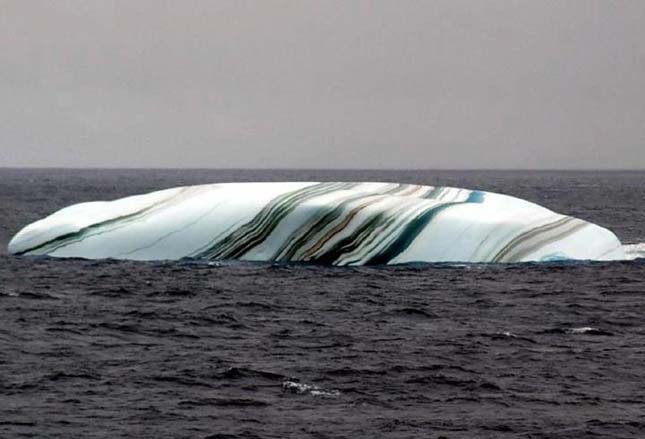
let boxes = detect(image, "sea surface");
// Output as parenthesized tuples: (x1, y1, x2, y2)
(1, 169, 644, 439)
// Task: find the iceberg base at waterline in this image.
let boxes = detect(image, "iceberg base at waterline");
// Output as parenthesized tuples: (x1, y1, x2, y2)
(8, 182, 626, 265)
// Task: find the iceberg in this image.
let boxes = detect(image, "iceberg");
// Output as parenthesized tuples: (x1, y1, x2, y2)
(7, 182, 625, 264)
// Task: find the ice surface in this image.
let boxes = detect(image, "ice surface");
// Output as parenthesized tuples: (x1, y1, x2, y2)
(8, 182, 626, 264)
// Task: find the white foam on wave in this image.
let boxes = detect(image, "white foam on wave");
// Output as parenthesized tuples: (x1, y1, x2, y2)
(569, 327, 596, 334)
(621, 242, 645, 260)
(282, 381, 341, 397)
(565, 327, 613, 336)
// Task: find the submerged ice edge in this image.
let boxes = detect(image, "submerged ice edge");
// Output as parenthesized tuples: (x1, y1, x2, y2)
(9, 251, 644, 270)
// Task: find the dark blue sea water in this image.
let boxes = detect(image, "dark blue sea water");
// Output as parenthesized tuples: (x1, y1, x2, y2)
(1, 169, 644, 438)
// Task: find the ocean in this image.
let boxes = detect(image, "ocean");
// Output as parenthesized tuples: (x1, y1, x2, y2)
(1, 169, 644, 438)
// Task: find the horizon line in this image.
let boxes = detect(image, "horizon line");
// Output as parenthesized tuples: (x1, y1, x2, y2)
(0, 166, 644, 172)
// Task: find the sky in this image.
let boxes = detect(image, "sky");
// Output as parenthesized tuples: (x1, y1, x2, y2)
(1, 0, 644, 169)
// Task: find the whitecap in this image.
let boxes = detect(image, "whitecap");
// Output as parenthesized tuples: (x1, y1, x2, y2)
(569, 327, 596, 334)
(282, 380, 340, 397)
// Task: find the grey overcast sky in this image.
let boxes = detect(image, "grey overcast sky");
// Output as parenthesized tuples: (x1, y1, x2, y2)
(1, 1, 644, 169)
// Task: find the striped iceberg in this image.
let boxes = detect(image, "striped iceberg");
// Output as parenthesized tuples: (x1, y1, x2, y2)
(8, 182, 625, 264)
